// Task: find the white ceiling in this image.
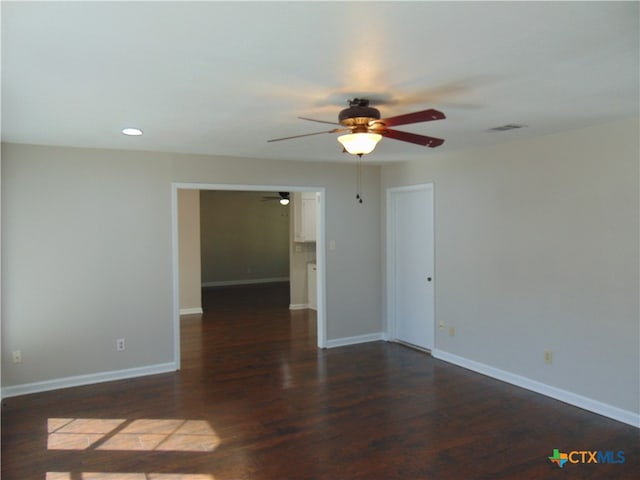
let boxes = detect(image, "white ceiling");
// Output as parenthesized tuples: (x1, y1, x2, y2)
(2, 1, 638, 164)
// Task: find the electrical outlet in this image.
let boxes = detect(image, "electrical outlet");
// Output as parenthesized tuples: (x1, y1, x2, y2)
(449, 326, 455, 337)
(116, 338, 126, 351)
(12, 350, 22, 364)
(438, 321, 445, 330)
(544, 350, 553, 364)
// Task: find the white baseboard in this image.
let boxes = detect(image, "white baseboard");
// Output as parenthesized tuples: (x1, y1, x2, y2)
(289, 303, 309, 310)
(180, 307, 203, 315)
(326, 332, 385, 349)
(202, 277, 289, 288)
(1, 362, 177, 400)
(432, 349, 639, 428)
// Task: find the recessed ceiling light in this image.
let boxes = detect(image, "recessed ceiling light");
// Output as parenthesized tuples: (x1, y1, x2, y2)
(122, 127, 143, 136)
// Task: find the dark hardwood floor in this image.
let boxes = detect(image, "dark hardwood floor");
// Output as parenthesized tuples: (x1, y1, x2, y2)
(2, 282, 638, 479)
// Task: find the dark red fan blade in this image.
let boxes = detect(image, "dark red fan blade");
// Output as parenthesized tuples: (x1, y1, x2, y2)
(380, 108, 445, 127)
(267, 128, 346, 142)
(298, 116, 342, 126)
(382, 128, 445, 148)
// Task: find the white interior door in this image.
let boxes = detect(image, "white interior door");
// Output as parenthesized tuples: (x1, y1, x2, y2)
(388, 184, 434, 350)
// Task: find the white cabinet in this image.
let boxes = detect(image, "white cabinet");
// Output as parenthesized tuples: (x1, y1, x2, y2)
(294, 192, 317, 242)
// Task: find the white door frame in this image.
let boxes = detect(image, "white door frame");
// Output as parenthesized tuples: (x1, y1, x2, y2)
(385, 183, 435, 346)
(171, 182, 327, 370)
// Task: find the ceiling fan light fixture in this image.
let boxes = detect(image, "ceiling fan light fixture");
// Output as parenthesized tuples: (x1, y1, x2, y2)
(337, 132, 382, 156)
(278, 192, 290, 206)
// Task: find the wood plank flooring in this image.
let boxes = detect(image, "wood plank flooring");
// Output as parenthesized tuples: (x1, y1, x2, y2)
(2, 282, 638, 479)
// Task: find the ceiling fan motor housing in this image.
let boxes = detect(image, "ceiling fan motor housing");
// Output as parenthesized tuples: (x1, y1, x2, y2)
(339, 99, 381, 131)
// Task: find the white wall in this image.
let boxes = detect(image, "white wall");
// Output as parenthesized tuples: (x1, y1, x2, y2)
(1, 143, 382, 389)
(381, 117, 639, 416)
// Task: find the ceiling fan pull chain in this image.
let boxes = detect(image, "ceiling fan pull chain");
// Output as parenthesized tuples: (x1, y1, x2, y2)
(356, 155, 364, 204)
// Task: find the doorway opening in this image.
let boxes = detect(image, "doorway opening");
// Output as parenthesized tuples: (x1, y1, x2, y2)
(171, 183, 327, 370)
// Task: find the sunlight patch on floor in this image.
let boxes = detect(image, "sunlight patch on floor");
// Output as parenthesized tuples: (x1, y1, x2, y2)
(47, 418, 220, 452)
(46, 473, 215, 479)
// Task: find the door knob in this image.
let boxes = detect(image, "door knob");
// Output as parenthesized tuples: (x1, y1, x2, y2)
(427, 277, 432, 282)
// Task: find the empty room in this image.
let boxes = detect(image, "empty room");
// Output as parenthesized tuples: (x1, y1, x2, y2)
(1, 1, 638, 479)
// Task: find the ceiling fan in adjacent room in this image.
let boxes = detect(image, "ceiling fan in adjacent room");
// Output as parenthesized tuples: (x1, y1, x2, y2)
(262, 192, 290, 205)
(268, 98, 446, 157)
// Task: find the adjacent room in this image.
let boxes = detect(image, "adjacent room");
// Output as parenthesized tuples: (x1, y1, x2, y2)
(2, 1, 638, 479)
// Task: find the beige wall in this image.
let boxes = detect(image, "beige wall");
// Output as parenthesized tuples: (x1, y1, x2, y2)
(1, 143, 382, 389)
(381, 117, 640, 415)
(199, 190, 289, 285)
(177, 189, 202, 313)
(2, 146, 174, 386)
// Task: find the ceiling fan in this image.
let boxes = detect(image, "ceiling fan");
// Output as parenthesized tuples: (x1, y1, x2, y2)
(268, 98, 445, 156)
(262, 192, 290, 205)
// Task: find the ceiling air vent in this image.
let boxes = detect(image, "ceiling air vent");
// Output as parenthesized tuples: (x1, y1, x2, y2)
(488, 124, 527, 132)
